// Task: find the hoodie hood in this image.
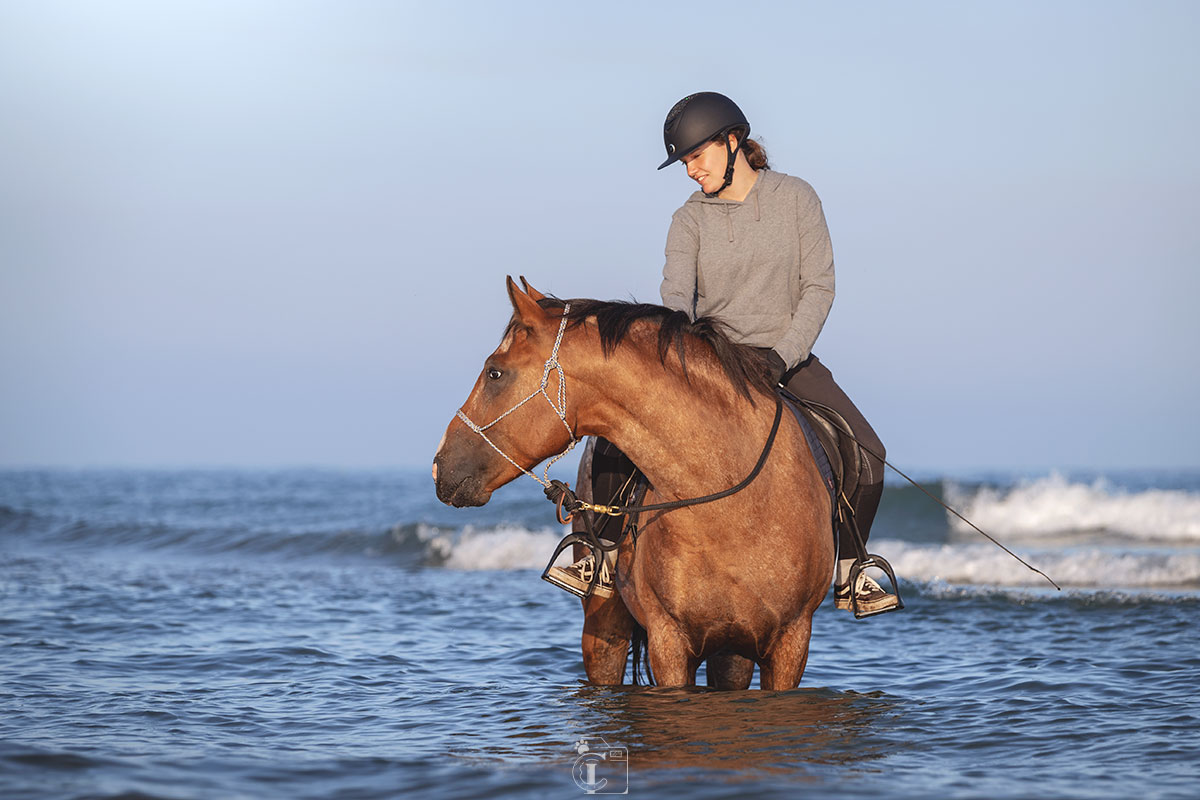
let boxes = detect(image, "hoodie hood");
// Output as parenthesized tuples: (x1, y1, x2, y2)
(684, 169, 783, 240)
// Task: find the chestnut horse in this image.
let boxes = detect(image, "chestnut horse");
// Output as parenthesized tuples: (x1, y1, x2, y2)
(433, 278, 835, 690)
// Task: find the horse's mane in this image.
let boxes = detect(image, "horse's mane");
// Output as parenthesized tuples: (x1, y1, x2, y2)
(515, 296, 775, 402)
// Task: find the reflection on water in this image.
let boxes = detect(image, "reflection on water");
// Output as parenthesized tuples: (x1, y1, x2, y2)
(558, 684, 901, 777)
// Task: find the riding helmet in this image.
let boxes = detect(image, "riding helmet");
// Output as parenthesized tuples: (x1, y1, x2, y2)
(657, 91, 750, 170)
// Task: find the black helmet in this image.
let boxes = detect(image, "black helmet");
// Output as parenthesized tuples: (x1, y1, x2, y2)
(657, 91, 750, 170)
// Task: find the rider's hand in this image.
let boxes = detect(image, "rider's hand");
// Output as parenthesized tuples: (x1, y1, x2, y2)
(763, 349, 787, 385)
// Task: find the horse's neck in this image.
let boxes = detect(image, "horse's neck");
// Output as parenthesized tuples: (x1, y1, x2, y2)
(576, 346, 770, 501)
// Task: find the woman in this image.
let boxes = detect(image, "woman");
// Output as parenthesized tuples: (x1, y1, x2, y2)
(548, 92, 898, 616)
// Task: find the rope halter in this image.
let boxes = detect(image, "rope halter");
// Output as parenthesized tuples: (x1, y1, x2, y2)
(455, 303, 577, 489)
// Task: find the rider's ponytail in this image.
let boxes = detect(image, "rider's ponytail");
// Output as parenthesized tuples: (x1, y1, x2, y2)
(740, 135, 770, 171)
(717, 128, 770, 171)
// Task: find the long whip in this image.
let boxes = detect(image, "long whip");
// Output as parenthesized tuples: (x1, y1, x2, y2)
(880, 458, 1061, 591)
(795, 398, 1062, 591)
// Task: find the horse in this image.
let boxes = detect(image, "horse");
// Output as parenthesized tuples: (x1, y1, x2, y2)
(433, 277, 835, 690)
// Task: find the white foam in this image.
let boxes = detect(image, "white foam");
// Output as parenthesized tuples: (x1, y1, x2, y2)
(432, 524, 570, 570)
(945, 473, 1200, 542)
(872, 538, 1200, 588)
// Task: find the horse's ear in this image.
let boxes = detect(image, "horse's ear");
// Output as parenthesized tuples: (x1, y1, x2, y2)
(518, 276, 546, 302)
(506, 275, 549, 327)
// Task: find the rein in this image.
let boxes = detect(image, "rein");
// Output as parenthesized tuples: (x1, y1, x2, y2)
(538, 394, 784, 600)
(458, 296, 1060, 604)
(455, 301, 784, 578)
(544, 396, 784, 521)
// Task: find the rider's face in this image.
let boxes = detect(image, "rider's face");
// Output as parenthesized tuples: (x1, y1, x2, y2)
(681, 135, 733, 194)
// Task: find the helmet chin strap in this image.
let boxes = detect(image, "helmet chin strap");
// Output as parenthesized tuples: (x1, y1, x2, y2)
(704, 135, 740, 198)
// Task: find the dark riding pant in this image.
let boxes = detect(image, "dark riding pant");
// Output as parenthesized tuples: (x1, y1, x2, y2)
(781, 354, 886, 557)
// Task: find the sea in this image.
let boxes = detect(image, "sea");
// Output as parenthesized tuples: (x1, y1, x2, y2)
(1, 464, 1198, 799)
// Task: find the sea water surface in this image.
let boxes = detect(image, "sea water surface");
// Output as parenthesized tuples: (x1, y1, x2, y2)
(1, 466, 1199, 799)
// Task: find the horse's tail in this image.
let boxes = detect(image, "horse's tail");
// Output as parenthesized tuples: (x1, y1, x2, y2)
(630, 621, 654, 685)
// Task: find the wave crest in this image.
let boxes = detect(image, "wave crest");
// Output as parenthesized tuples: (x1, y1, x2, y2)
(873, 538, 1200, 589)
(945, 473, 1200, 542)
(423, 525, 567, 570)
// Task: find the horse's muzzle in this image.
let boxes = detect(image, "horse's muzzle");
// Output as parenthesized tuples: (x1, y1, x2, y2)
(433, 457, 493, 508)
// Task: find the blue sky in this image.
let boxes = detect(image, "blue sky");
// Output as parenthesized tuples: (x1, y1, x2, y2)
(1, 1, 1197, 471)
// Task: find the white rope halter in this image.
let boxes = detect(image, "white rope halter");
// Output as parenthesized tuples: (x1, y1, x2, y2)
(455, 304, 577, 488)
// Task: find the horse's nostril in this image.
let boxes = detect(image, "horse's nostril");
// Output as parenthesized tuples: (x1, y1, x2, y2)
(432, 461, 438, 482)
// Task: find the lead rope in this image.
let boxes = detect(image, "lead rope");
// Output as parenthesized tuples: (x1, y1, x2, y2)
(455, 304, 577, 489)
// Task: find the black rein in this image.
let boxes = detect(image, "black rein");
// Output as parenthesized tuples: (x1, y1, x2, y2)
(545, 396, 784, 519)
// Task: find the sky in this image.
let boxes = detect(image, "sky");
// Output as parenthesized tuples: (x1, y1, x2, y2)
(1, 1, 1197, 473)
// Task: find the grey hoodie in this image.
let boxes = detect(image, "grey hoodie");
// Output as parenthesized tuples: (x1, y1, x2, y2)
(659, 169, 835, 370)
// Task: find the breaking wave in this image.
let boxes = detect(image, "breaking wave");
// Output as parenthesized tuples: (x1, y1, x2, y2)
(0, 502, 571, 570)
(5, 469, 1199, 590)
(944, 473, 1200, 543)
(421, 524, 568, 570)
(872, 538, 1200, 589)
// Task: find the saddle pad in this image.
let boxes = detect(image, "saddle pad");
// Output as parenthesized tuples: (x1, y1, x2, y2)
(781, 393, 837, 510)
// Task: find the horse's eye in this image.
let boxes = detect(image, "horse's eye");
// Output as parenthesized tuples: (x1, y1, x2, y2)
(487, 368, 503, 381)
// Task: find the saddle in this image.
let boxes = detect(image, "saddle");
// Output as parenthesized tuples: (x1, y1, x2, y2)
(780, 388, 904, 618)
(778, 387, 861, 511)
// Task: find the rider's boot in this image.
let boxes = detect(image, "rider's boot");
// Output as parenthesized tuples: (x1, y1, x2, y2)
(834, 558, 901, 615)
(545, 549, 615, 599)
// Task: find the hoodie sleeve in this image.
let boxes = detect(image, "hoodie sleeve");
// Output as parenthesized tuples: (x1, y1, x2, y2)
(660, 207, 699, 318)
(773, 186, 836, 369)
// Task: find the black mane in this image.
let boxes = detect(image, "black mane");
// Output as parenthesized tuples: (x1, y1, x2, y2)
(528, 296, 775, 402)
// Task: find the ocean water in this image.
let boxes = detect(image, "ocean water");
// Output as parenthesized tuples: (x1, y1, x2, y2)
(2, 466, 1199, 799)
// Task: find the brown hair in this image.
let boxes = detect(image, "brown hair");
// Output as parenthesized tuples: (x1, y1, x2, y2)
(741, 136, 769, 170)
(717, 128, 770, 170)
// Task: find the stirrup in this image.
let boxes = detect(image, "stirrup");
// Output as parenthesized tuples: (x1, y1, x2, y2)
(844, 554, 904, 619)
(541, 533, 612, 599)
